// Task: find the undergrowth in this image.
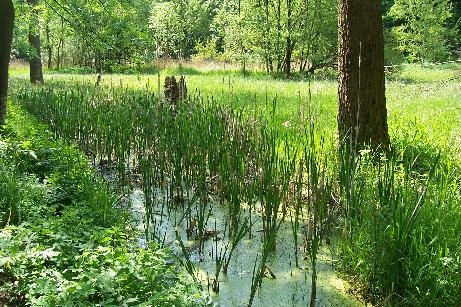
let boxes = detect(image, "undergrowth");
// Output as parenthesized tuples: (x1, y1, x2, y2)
(336, 134, 461, 306)
(0, 103, 207, 306)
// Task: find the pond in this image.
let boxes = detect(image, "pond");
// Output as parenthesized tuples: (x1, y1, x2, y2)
(129, 188, 364, 307)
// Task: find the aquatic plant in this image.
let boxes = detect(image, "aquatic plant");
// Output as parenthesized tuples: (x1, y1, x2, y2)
(10, 68, 461, 306)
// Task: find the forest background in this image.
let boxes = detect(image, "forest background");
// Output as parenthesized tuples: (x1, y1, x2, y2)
(11, 0, 461, 75)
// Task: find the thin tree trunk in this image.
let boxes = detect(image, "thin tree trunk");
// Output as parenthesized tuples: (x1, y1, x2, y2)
(56, 18, 64, 69)
(275, 0, 282, 73)
(28, 0, 44, 84)
(284, 38, 294, 76)
(59, 38, 64, 68)
(47, 47, 52, 69)
(300, 47, 309, 73)
(263, 0, 271, 74)
(0, 0, 15, 126)
(45, 20, 52, 69)
(284, 0, 294, 76)
(56, 40, 61, 69)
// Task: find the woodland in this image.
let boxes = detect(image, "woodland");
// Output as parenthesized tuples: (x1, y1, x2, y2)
(1, 0, 461, 306)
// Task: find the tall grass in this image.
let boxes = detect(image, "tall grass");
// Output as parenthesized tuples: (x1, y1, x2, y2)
(336, 142, 461, 305)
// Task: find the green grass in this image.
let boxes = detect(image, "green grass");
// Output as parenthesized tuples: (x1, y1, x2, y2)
(10, 63, 460, 155)
(7, 62, 461, 306)
(388, 62, 460, 84)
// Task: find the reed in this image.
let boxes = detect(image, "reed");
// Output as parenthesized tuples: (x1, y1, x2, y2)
(10, 70, 461, 306)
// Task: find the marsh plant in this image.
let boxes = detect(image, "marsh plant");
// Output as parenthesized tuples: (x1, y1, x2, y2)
(11, 74, 461, 306)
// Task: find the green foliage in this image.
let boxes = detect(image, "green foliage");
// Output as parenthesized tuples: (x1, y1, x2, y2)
(149, 0, 215, 59)
(11, 0, 31, 60)
(292, 0, 338, 71)
(12, 0, 338, 73)
(384, 29, 406, 66)
(214, 0, 337, 74)
(388, 0, 458, 62)
(1, 224, 202, 306)
(63, 0, 153, 70)
(12, 0, 154, 70)
(10, 0, 460, 75)
(149, 1, 184, 58)
(0, 153, 45, 227)
(194, 38, 223, 61)
(0, 104, 206, 306)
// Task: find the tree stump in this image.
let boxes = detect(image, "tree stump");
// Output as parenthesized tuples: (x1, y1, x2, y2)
(164, 76, 187, 107)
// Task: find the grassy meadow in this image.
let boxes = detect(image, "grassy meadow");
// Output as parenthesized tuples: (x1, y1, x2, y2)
(5, 62, 461, 306)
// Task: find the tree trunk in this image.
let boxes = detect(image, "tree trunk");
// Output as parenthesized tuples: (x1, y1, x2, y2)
(284, 0, 293, 77)
(47, 47, 52, 69)
(56, 18, 64, 69)
(358, 0, 389, 149)
(299, 47, 306, 72)
(284, 38, 294, 76)
(28, 0, 44, 84)
(45, 21, 52, 69)
(0, 0, 15, 126)
(274, 0, 282, 74)
(56, 40, 62, 69)
(338, 0, 389, 150)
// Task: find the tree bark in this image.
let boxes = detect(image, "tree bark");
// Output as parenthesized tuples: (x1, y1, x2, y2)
(338, 0, 361, 148)
(338, 0, 389, 150)
(0, 0, 15, 126)
(358, 0, 389, 149)
(28, 0, 44, 84)
(47, 47, 52, 69)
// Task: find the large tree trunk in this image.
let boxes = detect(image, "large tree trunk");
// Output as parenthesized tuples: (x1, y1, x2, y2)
(338, 0, 389, 150)
(358, 0, 389, 149)
(0, 0, 15, 126)
(28, 0, 44, 84)
(338, 0, 362, 148)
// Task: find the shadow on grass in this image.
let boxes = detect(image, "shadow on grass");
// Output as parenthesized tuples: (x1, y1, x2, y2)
(45, 63, 339, 83)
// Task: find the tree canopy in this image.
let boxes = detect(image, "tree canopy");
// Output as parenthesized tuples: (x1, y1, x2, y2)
(9, 0, 460, 70)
